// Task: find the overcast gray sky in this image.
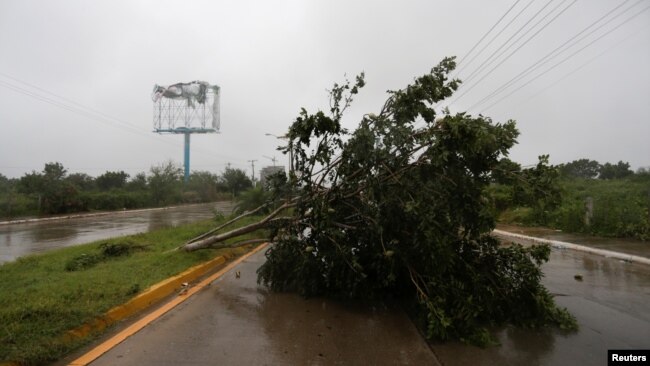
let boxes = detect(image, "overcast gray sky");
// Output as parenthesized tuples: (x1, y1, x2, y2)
(1, 0, 648, 179)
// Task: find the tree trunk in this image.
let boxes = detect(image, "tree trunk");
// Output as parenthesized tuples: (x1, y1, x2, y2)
(182, 202, 294, 251)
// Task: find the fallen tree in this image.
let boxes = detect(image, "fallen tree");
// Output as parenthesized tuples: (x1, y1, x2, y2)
(182, 57, 577, 344)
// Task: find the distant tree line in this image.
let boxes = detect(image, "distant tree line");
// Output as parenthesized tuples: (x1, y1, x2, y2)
(0, 162, 252, 218)
(489, 157, 650, 240)
(556, 158, 643, 179)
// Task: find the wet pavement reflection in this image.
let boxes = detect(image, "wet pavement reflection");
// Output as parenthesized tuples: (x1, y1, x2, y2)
(88, 249, 439, 366)
(498, 224, 650, 258)
(431, 238, 650, 366)
(0, 202, 233, 264)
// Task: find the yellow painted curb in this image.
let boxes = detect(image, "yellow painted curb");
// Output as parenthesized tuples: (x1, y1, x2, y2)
(69, 242, 268, 366)
(61, 253, 229, 343)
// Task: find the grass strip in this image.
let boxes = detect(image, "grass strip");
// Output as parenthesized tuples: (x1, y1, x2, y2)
(0, 215, 265, 365)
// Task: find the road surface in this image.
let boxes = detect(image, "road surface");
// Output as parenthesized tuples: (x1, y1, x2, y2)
(73, 233, 650, 366)
(44, 221, 649, 365)
(431, 232, 650, 366)
(83, 249, 440, 366)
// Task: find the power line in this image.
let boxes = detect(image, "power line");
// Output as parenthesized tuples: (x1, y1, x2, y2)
(508, 25, 649, 113)
(449, 0, 577, 107)
(454, 0, 536, 78)
(462, 0, 559, 85)
(0, 79, 147, 136)
(0, 78, 190, 156)
(466, 0, 640, 111)
(0, 72, 142, 132)
(479, 4, 650, 113)
(455, 0, 523, 71)
(0, 75, 244, 163)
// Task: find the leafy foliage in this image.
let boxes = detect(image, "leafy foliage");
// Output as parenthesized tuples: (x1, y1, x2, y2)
(64, 239, 148, 271)
(495, 159, 649, 239)
(599, 160, 633, 180)
(557, 159, 634, 180)
(187, 171, 220, 202)
(148, 161, 183, 205)
(127, 172, 148, 191)
(491, 158, 522, 185)
(217, 167, 253, 196)
(548, 177, 650, 240)
(513, 155, 562, 224)
(16, 162, 84, 214)
(558, 158, 600, 179)
(1, 162, 240, 219)
(256, 57, 576, 344)
(95, 171, 129, 190)
(66, 173, 96, 191)
(234, 187, 271, 214)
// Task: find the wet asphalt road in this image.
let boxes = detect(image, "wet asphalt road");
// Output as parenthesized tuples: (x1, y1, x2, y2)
(83, 236, 650, 366)
(0, 202, 234, 264)
(431, 236, 650, 366)
(9, 208, 645, 365)
(497, 224, 650, 258)
(87, 249, 440, 366)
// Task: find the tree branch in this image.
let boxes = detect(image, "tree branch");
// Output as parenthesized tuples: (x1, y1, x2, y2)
(182, 202, 295, 252)
(185, 202, 271, 244)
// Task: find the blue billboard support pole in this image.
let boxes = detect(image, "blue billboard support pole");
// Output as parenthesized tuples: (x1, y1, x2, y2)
(152, 82, 220, 186)
(183, 132, 191, 183)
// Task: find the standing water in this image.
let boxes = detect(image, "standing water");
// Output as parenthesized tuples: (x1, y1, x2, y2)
(0, 202, 234, 264)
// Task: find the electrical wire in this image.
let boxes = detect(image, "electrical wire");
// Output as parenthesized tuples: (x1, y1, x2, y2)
(479, 4, 650, 113)
(0, 75, 244, 163)
(462, 0, 559, 85)
(455, 0, 523, 73)
(449, 0, 577, 107)
(467, 0, 640, 111)
(454, 0, 537, 78)
(0, 72, 142, 132)
(507, 25, 649, 113)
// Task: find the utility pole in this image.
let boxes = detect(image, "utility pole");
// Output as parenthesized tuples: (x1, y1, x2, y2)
(265, 133, 293, 174)
(263, 155, 278, 167)
(247, 159, 257, 182)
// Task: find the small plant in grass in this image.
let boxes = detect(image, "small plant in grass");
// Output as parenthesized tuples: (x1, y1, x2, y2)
(212, 208, 225, 222)
(99, 240, 148, 257)
(65, 239, 148, 271)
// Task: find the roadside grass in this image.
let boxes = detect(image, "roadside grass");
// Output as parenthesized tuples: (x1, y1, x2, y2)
(497, 177, 650, 240)
(0, 215, 266, 365)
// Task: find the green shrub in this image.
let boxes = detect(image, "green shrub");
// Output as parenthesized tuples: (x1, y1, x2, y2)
(234, 187, 271, 214)
(80, 191, 151, 211)
(498, 207, 535, 225)
(548, 199, 585, 233)
(99, 240, 148, 257)
(553, 178, 650, 240)
(65, 240, 148, 271)
(0, 193, 36, 218)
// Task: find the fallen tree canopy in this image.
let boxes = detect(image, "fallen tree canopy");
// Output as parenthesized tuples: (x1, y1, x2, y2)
(183, 57, 577, 344)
